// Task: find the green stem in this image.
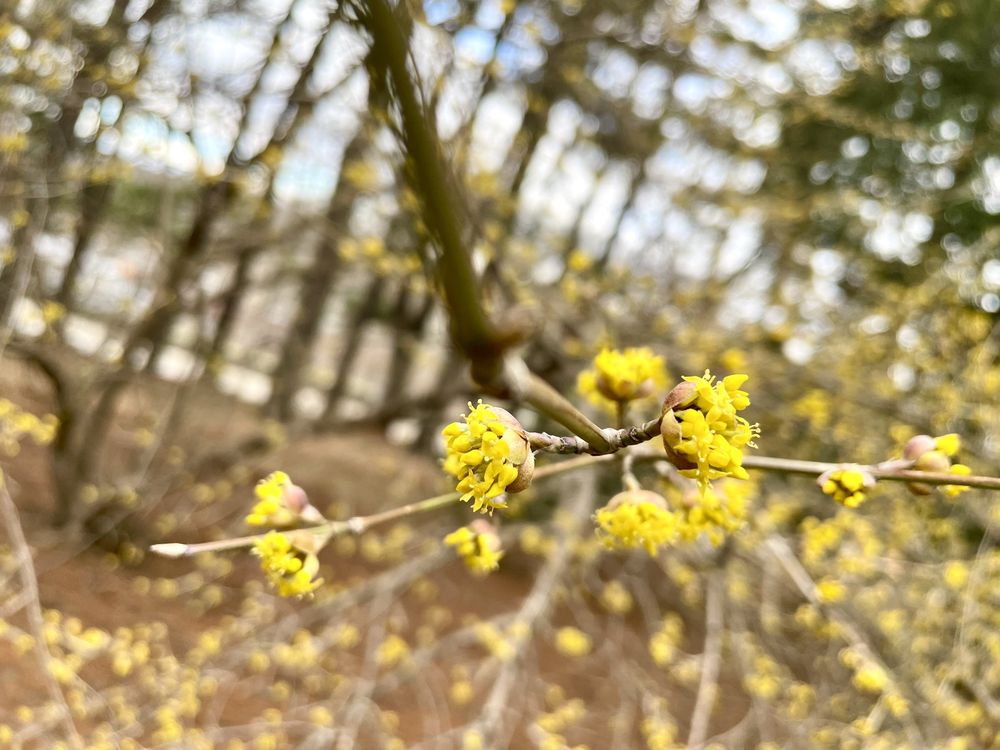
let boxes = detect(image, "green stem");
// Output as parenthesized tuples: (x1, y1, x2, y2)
(361, 0, 496, 358)
(521, 371, 613, 452)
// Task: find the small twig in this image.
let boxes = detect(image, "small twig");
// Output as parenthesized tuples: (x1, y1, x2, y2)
(0, 474, 84, 749)
(472, 470, 597, 747)
(744, 455, 1000, 490)
(150, 450, 617, 558)
(687, 570, 725, 750)
(527, 416, 661, 455)
(764, 535, 927, 746)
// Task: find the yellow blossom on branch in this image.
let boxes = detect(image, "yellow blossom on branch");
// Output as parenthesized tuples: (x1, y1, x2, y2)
(594, 489, 677, 556)
(819, 467, 874, 508)
(660, 371, 759, 494)
(903, 433, 972, 498)
(554, 626, 592, 657)
(577, 347, 668, 411)
(245, 471, 322, 526)
(444, 523, 503, 576)
(252, 531, 323, 598)
(442, 402, 533, 513)
(672, 478, 753, 544)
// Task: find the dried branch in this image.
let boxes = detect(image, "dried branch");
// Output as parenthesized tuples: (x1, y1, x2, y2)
(687, 570, 725, 749)
(0, 474, 84, 749)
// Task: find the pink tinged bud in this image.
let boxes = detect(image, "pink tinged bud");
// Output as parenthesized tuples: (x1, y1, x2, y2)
(903, 435, 936, 462)
(662, 381, 697, 413)
(284, 483, 325, 524)
(283, 484, 310, 513)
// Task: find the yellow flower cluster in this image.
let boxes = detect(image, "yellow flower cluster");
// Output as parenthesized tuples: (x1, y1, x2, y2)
(577, 346, 668, 410)
(594, 490, 677, 556)
(648, 613, 684, 667)
(674, 478, 752, 544)
(532, 693, 588, 750)
(246, 471, 294, 526)
(245, 471, 319, 526)
(442, 402, 532, 513)
(661, 371, 759, 494)
(554, 626, 592, 657)
(251, 531, 322, 598)
(0, 398, 59, 456)
(820, 468, 872, 508)
(443, 526, 503, 576)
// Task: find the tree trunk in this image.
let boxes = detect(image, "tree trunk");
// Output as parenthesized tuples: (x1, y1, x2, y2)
(267, 245, 341, 421)
(320, 275, 387, 424)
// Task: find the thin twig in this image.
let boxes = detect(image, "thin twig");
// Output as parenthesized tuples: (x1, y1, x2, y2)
(150, 451, 616, 558)
(764, 535, 928, 746)
(744, 455, 1000, 490)
(472, 470, 597, 747)
(687, 570, 724, 749)
(0, 474, 85, 749)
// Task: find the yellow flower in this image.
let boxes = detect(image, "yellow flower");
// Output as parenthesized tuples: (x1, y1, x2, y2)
(943, 560, 969, 589)
(376, 634, 410, 668)
(245, 471, 320, 526)
(852, 663, 888, 694)
(554, 627, 592, 657)
(442, 402, 533, 513)
(815, 578, 846, 603)
(599, 580, 633, 615)
(934, 433, 961, 457)
(661, 371, 759, 493)
(577, 347, 668, 409)
(941, 463, 971, 498)
(594, 490, 677, 556)
(252, 531, 322, 598)
(674, 478, 752, 544)
(41, 301, 65, 325)
(820, 468, 873, 508)
(444, 524, 503, 576)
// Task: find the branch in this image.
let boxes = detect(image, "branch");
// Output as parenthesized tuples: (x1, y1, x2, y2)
(743, 455, 1000, 491)
(472, 470, 596, 747)
(0, 474, 84, 749)
(150, 451, 615, 558)
(359, 0, 496, 358)
(687, 570, 725, 749)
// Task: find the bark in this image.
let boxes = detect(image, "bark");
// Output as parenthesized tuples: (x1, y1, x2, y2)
(376, 287, 434, 421)
(199, 10, 343, 368)
(267, 244, 341, 421)
(320, 275, 387, 424)
(53, 181, 113, 311)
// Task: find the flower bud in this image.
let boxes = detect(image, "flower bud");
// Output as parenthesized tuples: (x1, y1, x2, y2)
(903, 434, 936, 462)
(596, 372, 655, 402)
(491, 407, 535, 494)
(661, 381, 697, 413)
(442, 402, 534, 513)
(246, 471, 325, 527)
(595, 489, 676, 555)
